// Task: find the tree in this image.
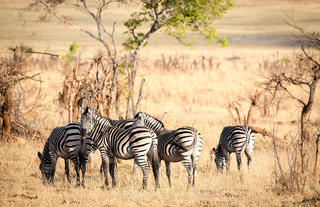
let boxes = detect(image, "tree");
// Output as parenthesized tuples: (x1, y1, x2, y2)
(264, 26, 320, 173)
(0, 47, 41, 142)
(29, 0, 233, 117)
(123, 0, 233, 116)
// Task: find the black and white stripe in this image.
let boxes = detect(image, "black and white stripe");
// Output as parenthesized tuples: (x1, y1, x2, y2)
(134, 112, 203, 187)
(37, 123, 93, 187)
(87, 117, 135, 173)
(212, 125, 255, 171)
(81, 108, 153, 189)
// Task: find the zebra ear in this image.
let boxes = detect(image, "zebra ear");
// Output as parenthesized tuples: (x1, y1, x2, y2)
(212, 147, 216, 153)
(79, 97, 84, 113)
(134, 112, 142, 120)
(37, 152, 42, 160)
(84, 107, 89, 115)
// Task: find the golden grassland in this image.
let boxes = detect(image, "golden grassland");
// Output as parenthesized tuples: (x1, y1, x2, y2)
(1, 51, 320, 206)
(1, 0, 320, 206)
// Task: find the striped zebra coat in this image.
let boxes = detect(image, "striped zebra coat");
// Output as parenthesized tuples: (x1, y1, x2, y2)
(134, 112, 203, 187)
(88, 117, 135, 173)
(37, 123, 93, 187)
(80, 108, 153, 189)
(212, 125, 255, 171)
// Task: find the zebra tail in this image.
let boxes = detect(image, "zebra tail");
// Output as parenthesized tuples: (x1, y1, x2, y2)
(151, 136, 159, 166)
(191, 130, 199, 165)
(188, 128, 198, 151)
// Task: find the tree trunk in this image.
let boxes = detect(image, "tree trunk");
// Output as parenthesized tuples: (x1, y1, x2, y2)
(246, 93, 260, 125)
(1, 90, 13, 142)
(300, 76, 318, 173)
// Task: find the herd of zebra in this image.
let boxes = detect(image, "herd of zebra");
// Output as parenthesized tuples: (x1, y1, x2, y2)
(37, 107, 255, 189)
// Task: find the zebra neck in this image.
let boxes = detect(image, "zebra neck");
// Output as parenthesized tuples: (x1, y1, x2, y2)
(145, 118, 164, 132)
(89, 114, 111, 141)
(41, 142, 52, 165)
(216, 145, 224, 157)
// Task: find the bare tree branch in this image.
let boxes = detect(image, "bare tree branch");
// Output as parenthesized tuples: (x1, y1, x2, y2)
(301, 46, 320, 68)
(39, 0, 106, 45)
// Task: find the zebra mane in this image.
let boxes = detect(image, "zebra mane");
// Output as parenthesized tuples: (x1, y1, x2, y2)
(89, 109, 113, 126)
(214, 144, 223, 156)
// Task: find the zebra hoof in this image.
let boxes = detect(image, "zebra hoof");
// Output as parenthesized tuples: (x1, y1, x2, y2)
(74, 183, 81, 188)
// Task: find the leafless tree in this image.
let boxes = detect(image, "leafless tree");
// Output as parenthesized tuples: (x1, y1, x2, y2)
(30, 0, 145, 119)
(0, 47, 42, 142)
(264, 24, 320, 173)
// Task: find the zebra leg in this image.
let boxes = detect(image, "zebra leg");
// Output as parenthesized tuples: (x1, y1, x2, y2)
(245, 149, 252, 171)
(64, 159, 71, 183)
(191, 154, 198, 186)
(181, 156, 192, 186)
(80, 158, 88, 188)
(225, 152, 231, 172)
(236, 152, 242, 171)
(101, 156, 110, 187)
(135, 155, 149, 189)
(109, 157, 117, 187)
(99, 162, 104, 174)
(130, 159, 139, 184)
(49, 155, 58, 184)
(245, 142, 254, 172)
(81, 164, 86, 188)
(151, 158, 161, 188)
(70, 156, 81, 187)
(165, 161, 172, 187)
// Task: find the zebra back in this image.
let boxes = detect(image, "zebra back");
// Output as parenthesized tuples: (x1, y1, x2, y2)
(111, 119, 135, 129)
(219, 125, 253, 153)
(170, 126, 198, 151)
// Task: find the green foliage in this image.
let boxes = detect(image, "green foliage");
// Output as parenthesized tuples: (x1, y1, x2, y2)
(19, 44, 33, 53)
(61, 41, 79, 63)
(282, 57, 290, 64)
(123, 0, 234, 50)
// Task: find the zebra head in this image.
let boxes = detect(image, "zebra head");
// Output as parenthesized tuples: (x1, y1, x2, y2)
(212, 147, 225, 171)
(134, 112, 164, 132)
(132, 117, 145, 127)
(81, 107, 94, 134)
(37, 151, 53, 183)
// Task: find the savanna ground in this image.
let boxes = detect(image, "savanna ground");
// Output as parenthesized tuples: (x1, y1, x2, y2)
(1, 0, 320, 206)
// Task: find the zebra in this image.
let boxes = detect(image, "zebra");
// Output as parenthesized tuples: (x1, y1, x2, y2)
(129, 116, 159, 186)
(89, 117, 136, 173)
(134, 112, 203, 187)
(80, 107, 153, 189)
(37, 123, 94, 187)
(212, 125, 255, 171)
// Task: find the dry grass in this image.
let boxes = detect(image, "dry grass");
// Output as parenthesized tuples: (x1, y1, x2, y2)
(1, 0, 320, 206)
(0, 139, 310, 207)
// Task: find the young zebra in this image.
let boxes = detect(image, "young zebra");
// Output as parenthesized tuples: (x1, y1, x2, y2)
(134, 112, 203, 187)
(80, 107, 153, 189)
(212, 125, 255, 171)
(37, 123, 93, 187)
